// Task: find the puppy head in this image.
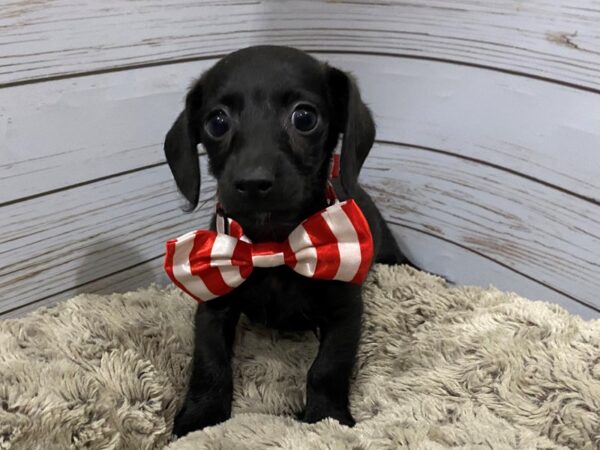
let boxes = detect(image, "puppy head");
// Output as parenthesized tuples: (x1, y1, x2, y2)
(164, 46, 374, 240)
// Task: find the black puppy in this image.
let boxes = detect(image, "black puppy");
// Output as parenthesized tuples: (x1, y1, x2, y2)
(164, 46, 410, 437)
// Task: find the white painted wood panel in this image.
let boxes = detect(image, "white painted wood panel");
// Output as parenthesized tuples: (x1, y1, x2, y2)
(327, 54, 600, 205)
(1, 257, 167, 319)
(389, 227, 596, 319)
(2, 55, 599, 317)
(2, 140, 598, 317)
(2, 1, 600, 92)
(1, 1, 599, 319)
(0, 161, 214, 315)
(2, 55, 599, 205)
(362, 143, 599, 314)
(6, 228, 595, 320)
(0, 59, 218, 204)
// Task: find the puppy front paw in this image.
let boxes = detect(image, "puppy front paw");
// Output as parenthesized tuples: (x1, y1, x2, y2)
(298, 402, 356, 427)
(173, 396, 231, 437)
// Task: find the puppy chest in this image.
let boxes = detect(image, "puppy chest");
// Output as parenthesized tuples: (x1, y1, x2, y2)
(238, 269, 320, 331)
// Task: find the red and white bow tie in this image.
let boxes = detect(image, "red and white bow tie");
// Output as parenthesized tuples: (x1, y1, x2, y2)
(164, 195, 374, 303)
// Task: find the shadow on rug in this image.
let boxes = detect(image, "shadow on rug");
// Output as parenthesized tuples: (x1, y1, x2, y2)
(0, 265, 598, 449)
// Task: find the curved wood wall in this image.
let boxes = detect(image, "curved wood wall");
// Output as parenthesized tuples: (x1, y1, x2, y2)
(1, 1, 598, 318)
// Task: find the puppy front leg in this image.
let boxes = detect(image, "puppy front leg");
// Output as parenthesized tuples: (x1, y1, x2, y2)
(173, 295, 240, 437)
(301, 288, 363, 427)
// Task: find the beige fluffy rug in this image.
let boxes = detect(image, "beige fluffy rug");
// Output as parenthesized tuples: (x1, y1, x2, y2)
(0, 265, 598, 450)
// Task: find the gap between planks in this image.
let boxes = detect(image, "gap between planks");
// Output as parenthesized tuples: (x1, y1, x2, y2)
(390, 221, 599, 314)
(1, 49, 599, 97)
(1, 140, 595, 209)
(5, 224, 597, 319)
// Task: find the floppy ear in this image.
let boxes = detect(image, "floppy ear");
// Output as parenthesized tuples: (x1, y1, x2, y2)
(164, 85, 202, 212)
(327, 67, 375, 196)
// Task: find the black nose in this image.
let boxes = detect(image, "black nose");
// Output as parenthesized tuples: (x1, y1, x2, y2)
(234, 171, 274, 198)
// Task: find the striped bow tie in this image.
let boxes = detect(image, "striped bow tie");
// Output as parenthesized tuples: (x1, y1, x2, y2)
(164, 196, 374, 303)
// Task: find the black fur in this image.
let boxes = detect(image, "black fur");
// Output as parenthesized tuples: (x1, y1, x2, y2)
(164, 46, 412, 437)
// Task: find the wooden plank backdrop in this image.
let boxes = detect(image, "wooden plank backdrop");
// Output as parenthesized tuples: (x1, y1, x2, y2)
(1, 0, 598, 318)
(2, 1, 600, 91)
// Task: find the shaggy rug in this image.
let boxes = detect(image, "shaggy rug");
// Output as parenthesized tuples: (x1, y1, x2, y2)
(0, 265, 598, 450)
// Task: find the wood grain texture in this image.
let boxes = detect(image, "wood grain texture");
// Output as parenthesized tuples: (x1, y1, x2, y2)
(327, 54, 600, 205)
(0, 160, 214, 316)
(6, 229, 595, 320)
(0, 255, 173, 319)
(2, 55, 599, 206)
(2, 1, 599, 319)
(3, 140, 598, 317)
(0, 59, 217, 204)
(1, 256, 168, 319)
(389, 226, 597, 319)
(2, 0, 600, 91)
(362, 142, 600, 314)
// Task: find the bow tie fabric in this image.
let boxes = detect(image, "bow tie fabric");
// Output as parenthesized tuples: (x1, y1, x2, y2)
(164, 197, 374, 303)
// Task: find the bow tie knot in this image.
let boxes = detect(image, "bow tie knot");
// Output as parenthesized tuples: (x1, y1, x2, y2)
(242, 241, 295, 268)
(209, 238, 297, 269)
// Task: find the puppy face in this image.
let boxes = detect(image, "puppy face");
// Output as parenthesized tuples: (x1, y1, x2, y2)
(195, 47, 336, 230)
(164, 46, 375, 240)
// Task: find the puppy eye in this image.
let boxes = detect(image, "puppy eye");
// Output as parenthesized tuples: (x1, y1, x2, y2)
(205, 109, 230, 139)
(291, 104, 318, 132)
